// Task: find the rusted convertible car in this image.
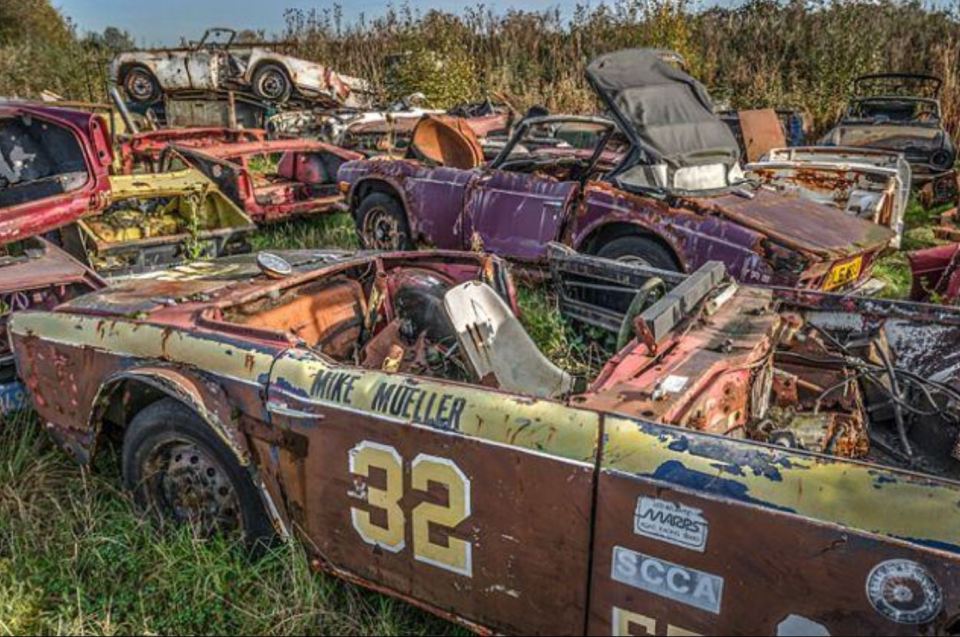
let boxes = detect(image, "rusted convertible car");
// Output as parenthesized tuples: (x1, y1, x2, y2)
(110, 27, 370, 107)
(174, 139, 362, 224)
(11, 245, 960, 634)
(340, 49, 894, 291)
(821, 73, 957, 206)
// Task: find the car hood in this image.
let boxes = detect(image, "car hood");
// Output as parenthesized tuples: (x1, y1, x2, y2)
(681, 187, 895, 259)
(829, 124, 945, 152)
(60, 250, 356, 318)
(0, 237, 101, 294)
(586, 49, 740, 168)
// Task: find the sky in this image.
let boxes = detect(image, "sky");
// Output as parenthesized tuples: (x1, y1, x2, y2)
(55, 0, 587, 47)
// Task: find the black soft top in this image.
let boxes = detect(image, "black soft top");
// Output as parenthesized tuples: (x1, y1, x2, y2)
(586, 48, 740, 168)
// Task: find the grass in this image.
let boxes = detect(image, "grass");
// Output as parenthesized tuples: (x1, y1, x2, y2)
(871, 197, 952, 299)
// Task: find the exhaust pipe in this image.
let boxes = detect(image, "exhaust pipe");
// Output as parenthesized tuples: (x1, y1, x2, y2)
(109, 87, 140, 135)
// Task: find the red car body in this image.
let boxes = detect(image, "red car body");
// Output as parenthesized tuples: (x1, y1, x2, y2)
(173, 139, 362, 223)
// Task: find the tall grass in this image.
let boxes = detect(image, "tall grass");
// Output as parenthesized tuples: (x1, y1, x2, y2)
(280, 0, 960, 136)
(4, 0, 959, 139)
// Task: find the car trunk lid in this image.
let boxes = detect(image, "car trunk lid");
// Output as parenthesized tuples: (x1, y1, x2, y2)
(681, 187, 895, 259)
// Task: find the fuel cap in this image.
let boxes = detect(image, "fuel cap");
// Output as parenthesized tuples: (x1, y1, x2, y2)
(256, 252, 293, 279)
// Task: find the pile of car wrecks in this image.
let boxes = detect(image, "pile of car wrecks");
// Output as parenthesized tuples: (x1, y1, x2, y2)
(3, 41, 960, 636)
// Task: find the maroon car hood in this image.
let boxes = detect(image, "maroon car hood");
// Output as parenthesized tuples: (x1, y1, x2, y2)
(908, 243, 960, 302)
(0, 238, 102, 294)
(683, 188, 895, 259)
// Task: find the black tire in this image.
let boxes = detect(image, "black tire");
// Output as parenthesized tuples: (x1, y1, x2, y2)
(122, 66, 161, 104)
(591, 235, 679, 315)
(122, 398, 274, 548)
(252, 64, 293, 103)
(355, 192, 413, 251)
(595, 235, 680, 271)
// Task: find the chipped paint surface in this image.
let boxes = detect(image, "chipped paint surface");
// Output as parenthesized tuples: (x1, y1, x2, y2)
(603, 416, 960, 552)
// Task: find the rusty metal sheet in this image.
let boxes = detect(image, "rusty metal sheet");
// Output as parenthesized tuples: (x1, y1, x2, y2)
(686, 188, 894, 260)
(736, 108, 787, 162)
(589, 429, 960, 635)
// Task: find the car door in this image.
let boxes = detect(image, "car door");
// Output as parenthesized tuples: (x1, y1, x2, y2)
(401, 166, 477, 250)
(183, 49, 220, 90)
(0, 105, 112, 241)
(588, 415, 960, 636)
(463, 170, 579, 262)
(265, 349, 600, 635)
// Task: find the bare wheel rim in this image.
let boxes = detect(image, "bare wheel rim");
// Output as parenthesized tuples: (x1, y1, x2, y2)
(364, 207, 406, 250)
(126, 72, 155, 101)
(142, 437, 243, 535)
(257, 69, 288, 100)
(616, 254, 653, 267)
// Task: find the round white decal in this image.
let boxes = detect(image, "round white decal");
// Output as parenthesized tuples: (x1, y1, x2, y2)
(866, 559, 942, 625)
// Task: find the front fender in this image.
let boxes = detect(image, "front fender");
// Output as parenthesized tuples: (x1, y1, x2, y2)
(89, 365, 291, 537)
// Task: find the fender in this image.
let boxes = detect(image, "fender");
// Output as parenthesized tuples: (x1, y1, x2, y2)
(572, 215, 691, 272)
(89, 365, 291, 538)
(347, 173, 416, 221)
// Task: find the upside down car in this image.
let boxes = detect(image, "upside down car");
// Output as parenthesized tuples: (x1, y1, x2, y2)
(10, 238, 960, 635)
(339, 49, 896, 292)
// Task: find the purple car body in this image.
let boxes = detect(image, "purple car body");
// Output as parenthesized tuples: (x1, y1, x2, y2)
(338, 51, 894, 291)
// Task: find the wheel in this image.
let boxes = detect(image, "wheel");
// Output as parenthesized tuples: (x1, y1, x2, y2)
(596, 235, 680, 271)
(122, 66, 161, 104)
(593, 235, 679, 315)
(122, 398, 274, 547)
(356, 193, 413, 251)
(252, 64, 293, 103)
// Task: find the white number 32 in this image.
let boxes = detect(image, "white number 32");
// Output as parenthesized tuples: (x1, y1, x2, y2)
(348, 441, 473, 577)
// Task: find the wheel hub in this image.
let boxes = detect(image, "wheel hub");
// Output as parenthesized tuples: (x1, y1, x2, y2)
(146, 440, 242, 535)
(366, 209, 403, 250)
(259, 73, 286, 99)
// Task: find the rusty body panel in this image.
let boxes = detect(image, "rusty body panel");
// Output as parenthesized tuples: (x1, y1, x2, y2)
(730, 108, 787, 161)
(12, 244, 960, 635)
(0, 102, 113, 242)
(172, 139, 362, 223)
(0, 238, 103, 414)
(117, 127, 267, 173)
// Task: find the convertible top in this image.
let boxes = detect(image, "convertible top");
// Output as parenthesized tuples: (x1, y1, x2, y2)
(586, 48, 740, 168)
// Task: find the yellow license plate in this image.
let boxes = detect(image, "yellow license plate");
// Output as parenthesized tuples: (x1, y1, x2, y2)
(824, 257, 864, 290)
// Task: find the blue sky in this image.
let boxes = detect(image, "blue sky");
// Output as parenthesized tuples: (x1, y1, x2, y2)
(56, 0, 589, 46)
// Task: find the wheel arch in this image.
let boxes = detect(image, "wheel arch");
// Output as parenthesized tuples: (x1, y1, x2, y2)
(88, 366, 291, 537)
(116, 62, 158, 88)
(575, 220, 686, 271)
(248, 59, 294, 91)
(349, 177, 411, 222)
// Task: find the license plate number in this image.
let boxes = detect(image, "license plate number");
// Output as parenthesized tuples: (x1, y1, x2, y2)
(824, 257, 864, 290)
